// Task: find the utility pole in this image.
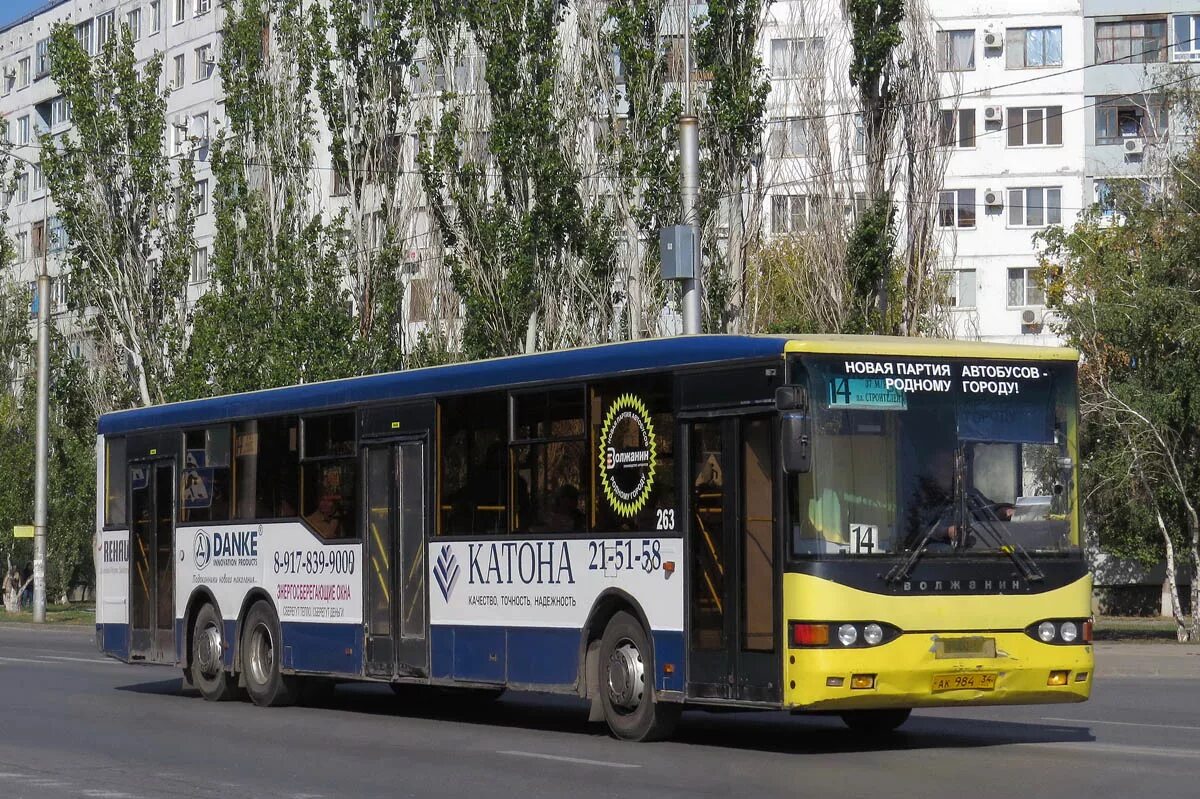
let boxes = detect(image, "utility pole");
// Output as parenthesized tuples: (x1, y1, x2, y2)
(33, 191, 50, 622)
(678, 0, 701, 335)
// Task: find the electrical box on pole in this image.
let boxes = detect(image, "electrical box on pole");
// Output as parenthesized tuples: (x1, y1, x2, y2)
(659, 225, 697, 281)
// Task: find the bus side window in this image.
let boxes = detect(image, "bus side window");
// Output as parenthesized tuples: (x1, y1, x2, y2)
(300, 413, 357, 540)
(105, 437, 127, 527)
(439, 393, 507, 535)
(180, 426, 232, 523)
(234, 416, 300, 520)
(511, 388, 586, 533)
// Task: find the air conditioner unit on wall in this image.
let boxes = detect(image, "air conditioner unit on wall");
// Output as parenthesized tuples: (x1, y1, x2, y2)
(983, 26, 1003, 49)
(1021, 309, 1040, 325)
(983, 105, 1003, 123)
(1123, 138, 1145, 155)
(983, 189, 1003, 208)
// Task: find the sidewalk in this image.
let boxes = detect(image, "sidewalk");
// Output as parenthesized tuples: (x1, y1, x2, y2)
(1095, 642, 1200, 678)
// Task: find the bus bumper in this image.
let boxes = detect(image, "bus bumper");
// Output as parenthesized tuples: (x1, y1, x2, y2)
(785, 633, 1093, 710)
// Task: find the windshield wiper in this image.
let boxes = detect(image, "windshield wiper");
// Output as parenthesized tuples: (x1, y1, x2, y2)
(958, 492, 1045, 583)
(885, 500, 954, 584)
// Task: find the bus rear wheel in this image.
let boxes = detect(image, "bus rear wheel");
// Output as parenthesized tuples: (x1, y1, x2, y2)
(241, 601, 298, 707)
(191, 603, 238, 701)
(598, 611, 680, 742)
(840, 708, 912, 735)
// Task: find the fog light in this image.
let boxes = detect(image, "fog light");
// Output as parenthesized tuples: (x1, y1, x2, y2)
(827, 676, 845, 687)
(850, 674, 876, 689)
(863, 623, 884, 645)
(1047, 670, 1069, 686)
(1060, 621, 1078, 643)
(1075, 672, 1088, 682)
(1038, 621, 1057, 643)
(838, 624, 858, 646)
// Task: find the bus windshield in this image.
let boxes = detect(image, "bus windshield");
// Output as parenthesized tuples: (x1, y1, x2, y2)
(789, 355, 1079, 559)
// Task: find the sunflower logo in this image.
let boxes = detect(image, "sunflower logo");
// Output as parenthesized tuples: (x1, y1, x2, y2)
(599, 394, 657, 517)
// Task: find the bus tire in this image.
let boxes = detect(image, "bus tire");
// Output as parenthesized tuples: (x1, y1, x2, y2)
(839, 708, 912, 735)
(598, 611, 680, 742)
(241, 601, 298, 707)
(190, 603, 239, 702)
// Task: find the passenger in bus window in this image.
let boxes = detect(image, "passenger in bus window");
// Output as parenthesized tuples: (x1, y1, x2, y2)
(542, 484, 584, 532)
(306, 494, 342, 539)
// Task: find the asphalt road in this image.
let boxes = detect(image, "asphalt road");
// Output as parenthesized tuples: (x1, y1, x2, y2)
(1, 625, 1198, 799)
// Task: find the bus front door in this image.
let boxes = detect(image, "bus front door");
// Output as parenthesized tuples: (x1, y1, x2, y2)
(128, 460, 176, 662)
(363, 440, 429, 679)
(686, 416, 780, 703)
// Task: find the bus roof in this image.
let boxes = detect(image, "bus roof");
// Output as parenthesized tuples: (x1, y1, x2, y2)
(98, 334, 1078, 436)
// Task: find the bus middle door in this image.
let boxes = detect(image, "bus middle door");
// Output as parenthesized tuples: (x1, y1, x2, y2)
(363, 438, 429, 679)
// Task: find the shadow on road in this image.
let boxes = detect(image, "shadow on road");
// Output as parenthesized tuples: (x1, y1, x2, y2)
(116, 677, 1095, 755)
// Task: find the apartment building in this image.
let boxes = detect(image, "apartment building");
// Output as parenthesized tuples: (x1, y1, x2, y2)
(1, 0, 222, 350)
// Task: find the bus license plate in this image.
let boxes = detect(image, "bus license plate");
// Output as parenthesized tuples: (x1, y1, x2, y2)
(932, 672, 998, 692)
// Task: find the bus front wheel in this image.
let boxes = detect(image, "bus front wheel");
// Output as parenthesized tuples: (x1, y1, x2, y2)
(840, 708, 912, 735)
(598, 611, 680, 742)
(190, 603, 239, 701)
(241, 601, 298, 707)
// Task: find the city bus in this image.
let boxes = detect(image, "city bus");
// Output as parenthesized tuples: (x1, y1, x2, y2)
(94, 335, 1093, 741)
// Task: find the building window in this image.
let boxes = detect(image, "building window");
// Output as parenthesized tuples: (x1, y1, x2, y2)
(936, 30, 975, 71)
(1006, 107, 1063, 146)
(50, 274, 68, 308)
(16, 173, 29, 203)
(31, 220, 45, 257)
(16, 116, 29, 146)
(196, 0, 212, 15)
(937, 189, 977, 229)
(195, 44, 214, 81)
(1173, 15, 1200, 60)
(174, 0, 187, 25)
(194, 179, 209, 215)
(35, 39, 50, 78)
(853, 114, 865, 154)
(942, 269, 977, 308)
(770, 117, 815, 157)
(939, 108, 976, 148)
(1007, 267, 1045, 307)
(15, 231, 28, 261)
(18, 57, 30, 88)
(1096, 19, 1167, 64)
(75, 20, 94, 56)
(150, 1, 162, 34)
(771, 194, 815, 233)
(172, 118, 189, 155)
(1006, 27, 1063, 68)
(97, 12, 116, 49)
(127, 9, 142, 41)
(172, 54, 185, 89)
(48, 216, 66, 253)
(191, 112, 209, 156)
(51, 96, 71, 128)
(1007, 187, 1062, 227)
(32, 163, 43, 191)
(191, 247, 210, 283)
(770, 37, 825, 78)
(1095, 98, 1167, 144)
(3, 66, 13, 95)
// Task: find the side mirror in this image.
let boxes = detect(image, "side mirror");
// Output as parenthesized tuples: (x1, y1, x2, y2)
(780, 411, 811, 473)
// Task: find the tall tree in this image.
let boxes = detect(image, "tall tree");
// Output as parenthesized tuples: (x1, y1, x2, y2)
(1038, 146, 1200, 641)
(41, 23, 195, 408)
(180, 0, 359, 396)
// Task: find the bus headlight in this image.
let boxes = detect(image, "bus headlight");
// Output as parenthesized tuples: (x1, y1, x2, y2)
(1060, 621, 1078, 643)
(837, 624, 858, 646)
(1026, 618, 1090, 645)
(863, 623, 884, 645)
(1038, 621, 1057, 642)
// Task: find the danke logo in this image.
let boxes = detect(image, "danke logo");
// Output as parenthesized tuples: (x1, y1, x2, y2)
(194, 530, 212, 571)
(433, 545, 460, 601)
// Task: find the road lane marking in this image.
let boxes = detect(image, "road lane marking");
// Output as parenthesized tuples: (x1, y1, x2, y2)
(1032, 741, 1200, 761)
(41, 655, 118, 664)
(1043, 716, 1200, 732)
(82, 790, 139, 798)
(498, 750, 641, 769)
(0, 656, 53, 664)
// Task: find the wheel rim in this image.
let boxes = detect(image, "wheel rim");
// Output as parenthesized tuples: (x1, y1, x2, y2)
(605, 638, 645, 713)
(247, 622, 274, 687)
(196, 621, 223, 679)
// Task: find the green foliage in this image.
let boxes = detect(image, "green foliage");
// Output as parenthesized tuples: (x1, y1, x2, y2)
(41, 22, 195, 407)
(1039, 144, 1200, 637)
(847, 0, 906, 93)
(179, 0, 361, 396)
(844, 197, 897, 333)
(420, 0, 618, 358)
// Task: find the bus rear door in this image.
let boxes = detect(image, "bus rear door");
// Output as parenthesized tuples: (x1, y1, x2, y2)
(686, 415, 780, 703)
(363, 438, 429, 679)
(128, 459, 176, 663)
